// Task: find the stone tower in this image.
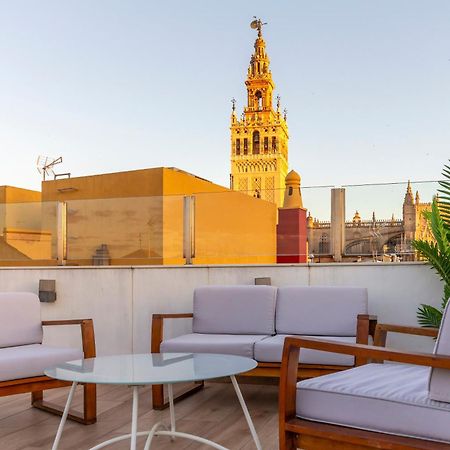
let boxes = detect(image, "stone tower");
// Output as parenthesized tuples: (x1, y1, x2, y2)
(402, 180, 416, 242)
(230, 19, 289, 208)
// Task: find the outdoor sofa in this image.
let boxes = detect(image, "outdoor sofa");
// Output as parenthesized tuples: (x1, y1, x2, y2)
(151, 285, 376, 409)
(0, 292, 96, 424)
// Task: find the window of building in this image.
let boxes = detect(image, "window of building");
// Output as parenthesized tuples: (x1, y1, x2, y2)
(236, 139, 240, 155)
(253, 131, 260, 154)
(272, 136, 277, 151)
(264, 137, 269, 152)
(255, 90, 262, 110)
(244, 138, 248, 155)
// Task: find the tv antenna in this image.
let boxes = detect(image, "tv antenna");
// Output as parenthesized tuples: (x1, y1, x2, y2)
(36, 155, 63, 181)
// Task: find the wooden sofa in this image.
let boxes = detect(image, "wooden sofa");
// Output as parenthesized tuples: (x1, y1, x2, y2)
(0, 292, 96, 424)
(151, 285, 377, 410)
(279, 321, 444, 449)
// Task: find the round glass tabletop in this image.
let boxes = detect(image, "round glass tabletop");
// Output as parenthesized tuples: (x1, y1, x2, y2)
(44, 353, 257, 385)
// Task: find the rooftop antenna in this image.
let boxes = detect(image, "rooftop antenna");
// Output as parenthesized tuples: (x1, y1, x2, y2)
(36, 155, 63, 181)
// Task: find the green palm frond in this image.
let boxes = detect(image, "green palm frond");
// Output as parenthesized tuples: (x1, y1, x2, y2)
(417, 304, 443, 328)
(412, 161, 450, 328)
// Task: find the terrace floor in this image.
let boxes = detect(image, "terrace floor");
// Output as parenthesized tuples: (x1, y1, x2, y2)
(0, 381, 279, 450)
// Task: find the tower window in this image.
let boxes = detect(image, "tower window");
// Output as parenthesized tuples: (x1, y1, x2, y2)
(243, 138, 248, 155)
(264, 137, 269, 152)
(236, 139, 240, 155)
(255, 90, 262, 110)
(252, 131, 260, 154)
(272, 136, 277, 151)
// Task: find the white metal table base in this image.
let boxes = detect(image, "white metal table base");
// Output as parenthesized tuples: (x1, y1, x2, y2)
(51, 377, 262, 450)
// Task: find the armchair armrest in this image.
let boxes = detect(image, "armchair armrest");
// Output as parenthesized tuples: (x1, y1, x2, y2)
(355, 314, 378, 366)
(42, 319, 96, 358)
(151, 313, 193, 353)
(279, 336, 450, 424)
(374, 323, 439, 347)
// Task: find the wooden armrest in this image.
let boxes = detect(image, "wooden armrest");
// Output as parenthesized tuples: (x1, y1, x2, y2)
(374, 323, 439, 347)
(42, 319, 96, 358)
(151, 313, 193, 353)
(283, 336, 450, 369)
(42, 319, 92, 326)
(152, 313, 193, 320)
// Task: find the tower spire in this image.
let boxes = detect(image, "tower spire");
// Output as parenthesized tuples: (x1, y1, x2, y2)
(230, 20, 289, 208)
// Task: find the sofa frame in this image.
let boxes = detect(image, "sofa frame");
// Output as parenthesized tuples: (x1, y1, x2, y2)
(151, 312, 377, 410)
(0, 319, 97, 425)
(279, 324, 443, 450)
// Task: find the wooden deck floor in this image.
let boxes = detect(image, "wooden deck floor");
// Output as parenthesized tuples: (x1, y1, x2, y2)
(0, 382, 279, 450)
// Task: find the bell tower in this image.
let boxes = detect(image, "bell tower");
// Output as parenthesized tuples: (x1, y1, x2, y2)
(230, 19, 289, 208)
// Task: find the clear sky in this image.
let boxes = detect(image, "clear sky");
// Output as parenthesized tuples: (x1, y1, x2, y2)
(1, 0, 449, 199)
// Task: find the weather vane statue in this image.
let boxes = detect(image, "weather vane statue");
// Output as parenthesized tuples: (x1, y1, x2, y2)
(250, 17, 267, 37)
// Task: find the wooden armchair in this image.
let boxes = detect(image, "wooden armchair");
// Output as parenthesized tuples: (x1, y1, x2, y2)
(0, 293, 96, 424)
(279, 320, 447, 450)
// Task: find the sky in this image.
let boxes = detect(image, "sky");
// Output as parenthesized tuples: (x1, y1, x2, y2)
(0, 0, 449, 211)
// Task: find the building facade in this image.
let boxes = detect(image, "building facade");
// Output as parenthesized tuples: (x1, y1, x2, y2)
(307, 182, 433, 261)
(230, 20, 289, 208)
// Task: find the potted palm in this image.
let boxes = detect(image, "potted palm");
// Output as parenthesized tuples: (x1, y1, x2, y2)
(412, 163, 450, 328)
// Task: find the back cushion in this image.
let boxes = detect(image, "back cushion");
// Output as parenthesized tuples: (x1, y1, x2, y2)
(193, 285, 277, 335)
(429, 300, 450, 402)
(276, 286, 368, 336)
(0, 292, 43, 348)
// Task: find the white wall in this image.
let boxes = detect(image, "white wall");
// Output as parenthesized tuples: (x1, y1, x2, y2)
(0, 262, 443, 355)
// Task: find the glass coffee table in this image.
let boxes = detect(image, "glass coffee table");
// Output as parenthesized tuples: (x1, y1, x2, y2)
(45, 353, 261, 450)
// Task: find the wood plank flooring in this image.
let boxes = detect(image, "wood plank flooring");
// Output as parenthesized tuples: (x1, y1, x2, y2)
(0, 382, 279, 450)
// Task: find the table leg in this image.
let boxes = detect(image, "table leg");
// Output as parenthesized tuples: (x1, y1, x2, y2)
(130, 386, 139, 450)
(51, 381, 78, 450)
(167, 384, 176, 440)
(230, 376, 262, 450)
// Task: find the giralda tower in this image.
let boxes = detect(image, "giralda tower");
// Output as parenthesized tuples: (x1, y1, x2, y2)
(230, 19, 289, 208)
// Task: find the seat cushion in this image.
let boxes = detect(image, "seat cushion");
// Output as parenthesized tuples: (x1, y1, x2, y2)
(429, 300, 450, 402)
(193, 285, 277, 335)
(160, 333, 269, 358)
(276, 286, 368, 336)
(0, 344, 83, 381)
(297, 363, 450, 444)
(254, 335, 355, 365)
(0, 292, 43, 348)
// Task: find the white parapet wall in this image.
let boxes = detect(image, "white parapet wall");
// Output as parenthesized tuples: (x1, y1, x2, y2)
(0, 263, 443, 355)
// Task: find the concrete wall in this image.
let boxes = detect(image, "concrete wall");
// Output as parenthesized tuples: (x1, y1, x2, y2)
(0, 263, 442, 356)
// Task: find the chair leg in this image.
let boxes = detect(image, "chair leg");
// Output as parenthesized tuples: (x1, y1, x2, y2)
(279, 430, 297, 450)
(152, 381, 204, 410)
(32, 390, 43, 404)
(32, 383, 97, 424)
(83, 383, 97, 424)
(152, 384, 165, 410)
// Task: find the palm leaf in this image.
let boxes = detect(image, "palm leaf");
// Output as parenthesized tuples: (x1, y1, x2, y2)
(412, 161, 450, 328)
(417, 304, 443, 328)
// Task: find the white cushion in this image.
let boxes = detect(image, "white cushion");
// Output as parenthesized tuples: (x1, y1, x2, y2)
(0, 344, 83, 381)
(0, 292, 43, 348)
(429, 300, 450, 402)
(276, 286, 368, 336)
(297, 363, 450, 444)
(254, 335, 355, 365)
(161, 333, 269, 358)
(193, 285, 277, 335)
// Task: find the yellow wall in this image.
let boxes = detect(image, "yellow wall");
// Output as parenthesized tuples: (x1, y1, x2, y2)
(0, 186, 51, 262)
(193, 191, 277, 264)
(7, 167, 278, 266)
